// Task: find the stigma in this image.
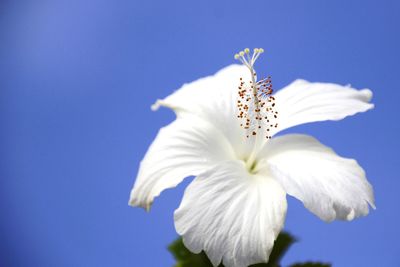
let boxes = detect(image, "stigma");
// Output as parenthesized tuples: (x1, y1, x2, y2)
(235, 48, 278, 139)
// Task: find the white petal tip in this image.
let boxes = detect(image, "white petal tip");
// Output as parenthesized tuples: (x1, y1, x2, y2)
(151, 100, 162, 111)
(360, 89, 373, 101)
(346, 210, 355, 221)
(128, 197, 152, 212)
(128, 197, 138, 207)
(370, 202, 377, 210)
(151, 99, 176, 112)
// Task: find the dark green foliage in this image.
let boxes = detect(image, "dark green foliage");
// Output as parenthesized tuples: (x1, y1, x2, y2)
(250, 232, 296, 267)
(168, 231, 331, 267)
(168, 237, 222, 267)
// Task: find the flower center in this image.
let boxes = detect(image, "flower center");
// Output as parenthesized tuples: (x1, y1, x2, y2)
(247, 159, 258, 174)
(234, 48, 278, 139)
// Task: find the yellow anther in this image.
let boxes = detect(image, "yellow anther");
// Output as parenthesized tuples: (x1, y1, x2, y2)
(244, 48, 250, 54)
(259, 48, 264, 53)
(239, 51, 245, 57)
(234, 54, 240, 59)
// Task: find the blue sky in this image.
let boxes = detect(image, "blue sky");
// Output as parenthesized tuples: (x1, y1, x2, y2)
(1, 0, 399, 266)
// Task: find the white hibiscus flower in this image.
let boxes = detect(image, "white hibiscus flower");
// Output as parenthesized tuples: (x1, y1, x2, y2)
(129, 48, 375, 267)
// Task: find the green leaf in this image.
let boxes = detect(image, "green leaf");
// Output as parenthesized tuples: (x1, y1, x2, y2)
(168, 237, 222, 267)
(289, 263, 331, 267)
(168, 232, 296, 267)
(249, 232, 296, 267)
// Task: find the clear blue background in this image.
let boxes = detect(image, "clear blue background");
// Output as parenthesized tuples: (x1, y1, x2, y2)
(1, 0, 399, 266)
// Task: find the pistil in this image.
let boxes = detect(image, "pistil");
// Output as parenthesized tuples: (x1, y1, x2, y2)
(234, 48, 278, 170)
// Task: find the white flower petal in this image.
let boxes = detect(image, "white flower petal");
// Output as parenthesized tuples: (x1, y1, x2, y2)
(273, 79, 374, 134)
(152, 64, 255, 159)
(152, 64, 249, 116)
(129, 115, 235, 210)
(174, 161, 287, 267)
(259, 134, 375, 222)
